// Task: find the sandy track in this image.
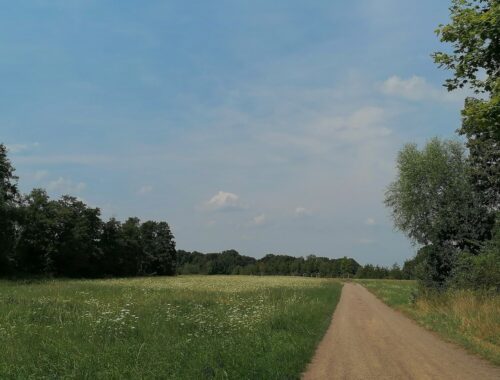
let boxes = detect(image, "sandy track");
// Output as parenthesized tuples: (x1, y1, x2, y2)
(303, 283, 500, 380)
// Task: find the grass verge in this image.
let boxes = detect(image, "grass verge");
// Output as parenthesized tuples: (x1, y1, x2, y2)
(355, 279, 500, 366)
(0, 276, 341, 379)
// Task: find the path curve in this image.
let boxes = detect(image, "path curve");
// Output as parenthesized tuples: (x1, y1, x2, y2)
(303, 283, 500, 380)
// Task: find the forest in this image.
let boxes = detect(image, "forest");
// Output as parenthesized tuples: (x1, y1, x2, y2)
(0, 146, 176, 278)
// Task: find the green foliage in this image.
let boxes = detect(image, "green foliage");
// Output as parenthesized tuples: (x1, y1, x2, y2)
(386, 0, 500, 292)
(461, 95, 500, 210)
(385, 137, 497, 290)
(434, 0, 500, 211)
(140, 221, 176, 275)
(355, 263, 409, 280)
(51, 196, 103, 277)
(0, 144, 20, 274)
(0, 144, 177, 279)
(16, 189, 57, 274)
(414, 245, 456, 290)
(385, 138, 492, 251)
(450, 219, 500, 291)
(433, 0, 500, 94)
(0, 276, 342, 379)
(177, 251, 360, 278)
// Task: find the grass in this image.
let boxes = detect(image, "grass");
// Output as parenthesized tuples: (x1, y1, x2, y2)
(0, 276, 341, 379)
(355, 279, 500, 366)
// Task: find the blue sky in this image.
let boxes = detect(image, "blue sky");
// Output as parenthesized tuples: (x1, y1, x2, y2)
(1, 1, 467, 265)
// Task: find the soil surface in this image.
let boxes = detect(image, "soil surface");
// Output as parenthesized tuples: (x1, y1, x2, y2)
(303, 282, 500, 380)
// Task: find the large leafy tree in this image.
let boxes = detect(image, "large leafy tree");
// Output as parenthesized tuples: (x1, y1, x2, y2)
(433, 0, 500, 211)
(385, 138, 493, 252)
(99, 218, 127, 276)
(52, 196, 103, 277)
(384, 138, 496, 288)
(141, 221, 176, 275)
(121, 217, 143, 276)
(0, 144, 20, 274)
(16, 189, 57, 274)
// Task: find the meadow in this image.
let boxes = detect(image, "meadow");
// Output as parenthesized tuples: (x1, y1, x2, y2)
(0, 276, 342, 379)
(355, 279, 500, 365)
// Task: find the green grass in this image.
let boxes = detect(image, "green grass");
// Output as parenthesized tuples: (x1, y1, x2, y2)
(355, 279, 500, 366)
(0, 276, 341, 379)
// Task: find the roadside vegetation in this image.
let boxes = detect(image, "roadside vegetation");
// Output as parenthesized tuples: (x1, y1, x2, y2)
(375, 2, 500, 366)
(0, 276, 341, 379)
(356, 279, 500, 365)
(384, 0, 499, 299)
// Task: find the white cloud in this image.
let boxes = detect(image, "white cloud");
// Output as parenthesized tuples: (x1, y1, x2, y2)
(138, 185, 153, 195)
(13, 154, 116, 165)
(46, 177, 86, 194)
(263, 106, 392, 156)
(364, 217, 376, 226)
(205, 191, 244, 211)
(251, 214, 267, 226)
(295, 206, 312, 217)
(380, 75, 460, 102)
(6, 142, 40, 153)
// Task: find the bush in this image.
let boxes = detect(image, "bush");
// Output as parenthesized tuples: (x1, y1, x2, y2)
(450, 220, 500, 292)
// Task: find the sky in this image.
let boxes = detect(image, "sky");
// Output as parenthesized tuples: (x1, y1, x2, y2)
(1, 1, 468, 265)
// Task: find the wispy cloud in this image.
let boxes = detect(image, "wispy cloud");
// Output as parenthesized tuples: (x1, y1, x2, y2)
(251, 213, 267, 226)
(46, 177, 86, 194)
(47, 177, 87, 195)
(6, 142, 40, 154)
(13, 154, 116, 166)
(380, 75, 462, 102)
(205, 191, 245, 212)
(295, 207, 312, 217)
(364, 217, 376, 226)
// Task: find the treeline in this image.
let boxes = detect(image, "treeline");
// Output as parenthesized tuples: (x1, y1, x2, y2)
(0, 144, 176, 278)
(385, 0, 500, 291)
(177, 249, 412, 279)
(178, 250, 361, 277)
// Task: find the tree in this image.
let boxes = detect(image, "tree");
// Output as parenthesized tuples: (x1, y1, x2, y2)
(52, 196, 103, 277)
(385, 138, 493, 252)
(16, 189, 57, 274)
(100, 218, 126, 276)
(121, 217, 143, 276)
(433, 0, 500, 94)
(0, 144, 20, 274)
(460, 96, 500, 211)
(140, 221, 176, 275)
(433, 0, 500, 211)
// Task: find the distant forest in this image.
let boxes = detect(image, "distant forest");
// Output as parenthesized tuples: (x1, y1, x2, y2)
(177, 250, 413, 279)
(0, 143, 411, 280)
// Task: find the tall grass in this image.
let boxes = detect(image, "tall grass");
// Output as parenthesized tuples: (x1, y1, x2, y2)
(0, 276, 342, 379)
(356, 279, 500, 365)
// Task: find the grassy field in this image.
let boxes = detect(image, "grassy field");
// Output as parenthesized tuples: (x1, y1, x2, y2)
(0, 276, 341, 379)
(355, 279, 500, 365)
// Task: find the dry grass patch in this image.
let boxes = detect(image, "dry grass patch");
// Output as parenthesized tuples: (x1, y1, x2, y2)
(356, 279, 500, 365)
(412, 290, 500, 363)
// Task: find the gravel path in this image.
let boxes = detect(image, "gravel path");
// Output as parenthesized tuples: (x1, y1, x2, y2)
(303, 282, 500, 380)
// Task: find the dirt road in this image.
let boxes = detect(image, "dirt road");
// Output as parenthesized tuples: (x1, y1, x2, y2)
(303, 283, 500, 380)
